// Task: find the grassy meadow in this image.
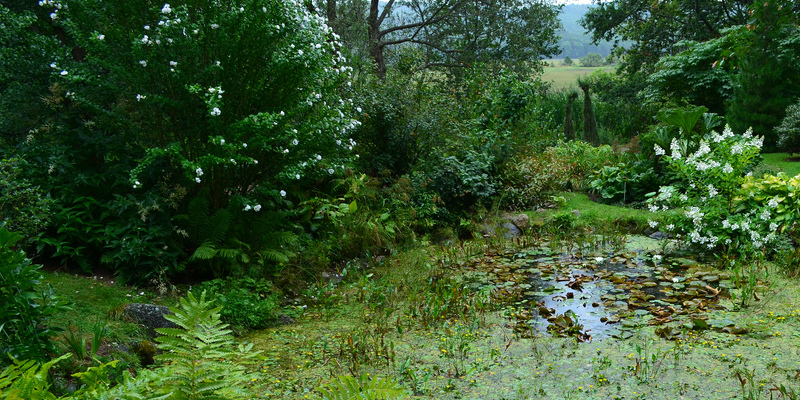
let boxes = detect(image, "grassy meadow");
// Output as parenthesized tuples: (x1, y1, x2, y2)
(541, 59, 615, 89)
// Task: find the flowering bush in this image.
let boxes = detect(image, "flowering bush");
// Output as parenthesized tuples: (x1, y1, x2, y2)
(647, 125, 781, 253)
(45, 0, 357, 202)
(25, 0, 359, 277)
(777, 99, 800, 154)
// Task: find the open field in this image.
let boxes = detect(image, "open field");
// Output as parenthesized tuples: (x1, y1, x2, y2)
(541, 60, 615, 89)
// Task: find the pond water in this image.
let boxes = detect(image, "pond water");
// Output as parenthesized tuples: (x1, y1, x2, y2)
(240, 234, 800, 399)
(462, 237, 741, 342)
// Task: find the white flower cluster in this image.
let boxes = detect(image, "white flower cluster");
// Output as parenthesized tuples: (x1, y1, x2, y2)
(243, 204, 262, 212)
(669, 138, 682, 159)
(646, 124, 780, 251)
(38, 0, 65, 20)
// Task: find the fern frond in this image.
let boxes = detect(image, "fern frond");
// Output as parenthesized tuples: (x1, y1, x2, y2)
(186, 190, 212, 243)
(361, 374, 407, 399)
(152, 292, 258, 400)
(319, 374, 408, 400)
(0, 354, 70, 400)
(270, 230, 298, 246)
(258, 249, 291, 264)
(190, 241, 219, 262)
(215, 247, 244, 261)
(207, 209, 232, 244)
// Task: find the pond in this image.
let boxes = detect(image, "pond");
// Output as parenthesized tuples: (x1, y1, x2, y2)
(241, 235, 800, 399)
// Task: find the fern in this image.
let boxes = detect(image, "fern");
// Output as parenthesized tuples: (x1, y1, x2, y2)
(179, 190, 247, 277)
(153, 291, 259, 400)
(0, 354, 69, 400)
(318, 374, 408, 400)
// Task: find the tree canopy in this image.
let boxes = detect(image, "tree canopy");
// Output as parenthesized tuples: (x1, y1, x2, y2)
(581, 0, 750, 73)
(326, 0, 563, 78)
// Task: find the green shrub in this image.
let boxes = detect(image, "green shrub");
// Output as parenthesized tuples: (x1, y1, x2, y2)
(580, 53, 604, 67)
(352, 74, 452, 177)
(0, 225, 70, 365)
(13, 0, 358, 280)
(589, 160, 659, 204)
(499, 141, 616, 209)
(193, 277, 280, 331)
(417, 151, 498, 215)
(590, 71, 656, 141)
(0, 159, 52, 245)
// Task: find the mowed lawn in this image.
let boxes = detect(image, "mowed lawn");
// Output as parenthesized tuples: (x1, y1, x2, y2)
(762, 152, 800, 176)
(541, 60, 614, 89)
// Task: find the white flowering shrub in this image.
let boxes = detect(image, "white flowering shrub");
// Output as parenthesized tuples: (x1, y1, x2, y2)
(32, 0, 359, 276)
(45, 0, 357, 206)
(648, 125, 779, 253)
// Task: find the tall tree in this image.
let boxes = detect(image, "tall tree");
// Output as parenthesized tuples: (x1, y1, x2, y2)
(727, 0, 800, 147)
(328, 0, 563, 78)
(581, 0, 750, 73)
(578, 78, 598, 145)
(565, 91, 578, 141)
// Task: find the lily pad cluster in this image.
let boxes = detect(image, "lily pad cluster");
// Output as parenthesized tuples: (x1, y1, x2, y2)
(461, 246, 750, 341)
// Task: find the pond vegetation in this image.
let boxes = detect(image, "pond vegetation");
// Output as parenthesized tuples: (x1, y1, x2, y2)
(2, 0, 800, 399)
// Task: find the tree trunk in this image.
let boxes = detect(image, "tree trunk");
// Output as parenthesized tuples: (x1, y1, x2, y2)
(565, 92, 578, 141)
(326, 0, 337, 26)
(579, 82, 599, 145)
(368, 0, 386, 79)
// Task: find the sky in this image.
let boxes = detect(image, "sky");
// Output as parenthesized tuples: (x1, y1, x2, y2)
(555, 0, 594, 4)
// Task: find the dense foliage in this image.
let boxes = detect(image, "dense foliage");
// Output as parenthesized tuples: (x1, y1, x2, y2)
(0, 292, 259, 399)
(2, 0, 361, 281)
(606, 0, 800, 149)
(581, 0, 749, 74)
(0, 226, 69, 365)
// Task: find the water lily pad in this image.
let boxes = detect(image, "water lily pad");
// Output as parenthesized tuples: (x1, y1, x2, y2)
(691, 318, 710, 330)
(707, 319, 735, 328)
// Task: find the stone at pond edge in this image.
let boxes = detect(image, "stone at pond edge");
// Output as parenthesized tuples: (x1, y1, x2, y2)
(510, 213, 530, 230)
(480, 213, 531, 238)
(124, 303, 178, 337)
(480, 221, 522, 238)
(649, 231, 672, 240)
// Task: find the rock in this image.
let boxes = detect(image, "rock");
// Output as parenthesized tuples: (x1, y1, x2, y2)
(500, 222, 521, 238)
(482, 214, 528, 238)
(649, 231, 670, 240)
(570, 209, 581, 217)
(124, 303, 178, 337)
(511, 213, 530, 230)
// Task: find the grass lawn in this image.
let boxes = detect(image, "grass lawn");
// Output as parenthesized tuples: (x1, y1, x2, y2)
(532, 191, 671, 233)
(42, 269, 169, 345)
(761, 152, 800, 177)
(541, 62, 614, 89)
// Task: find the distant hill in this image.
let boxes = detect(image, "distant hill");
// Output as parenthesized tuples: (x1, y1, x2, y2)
(557, 4, 617, 59)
